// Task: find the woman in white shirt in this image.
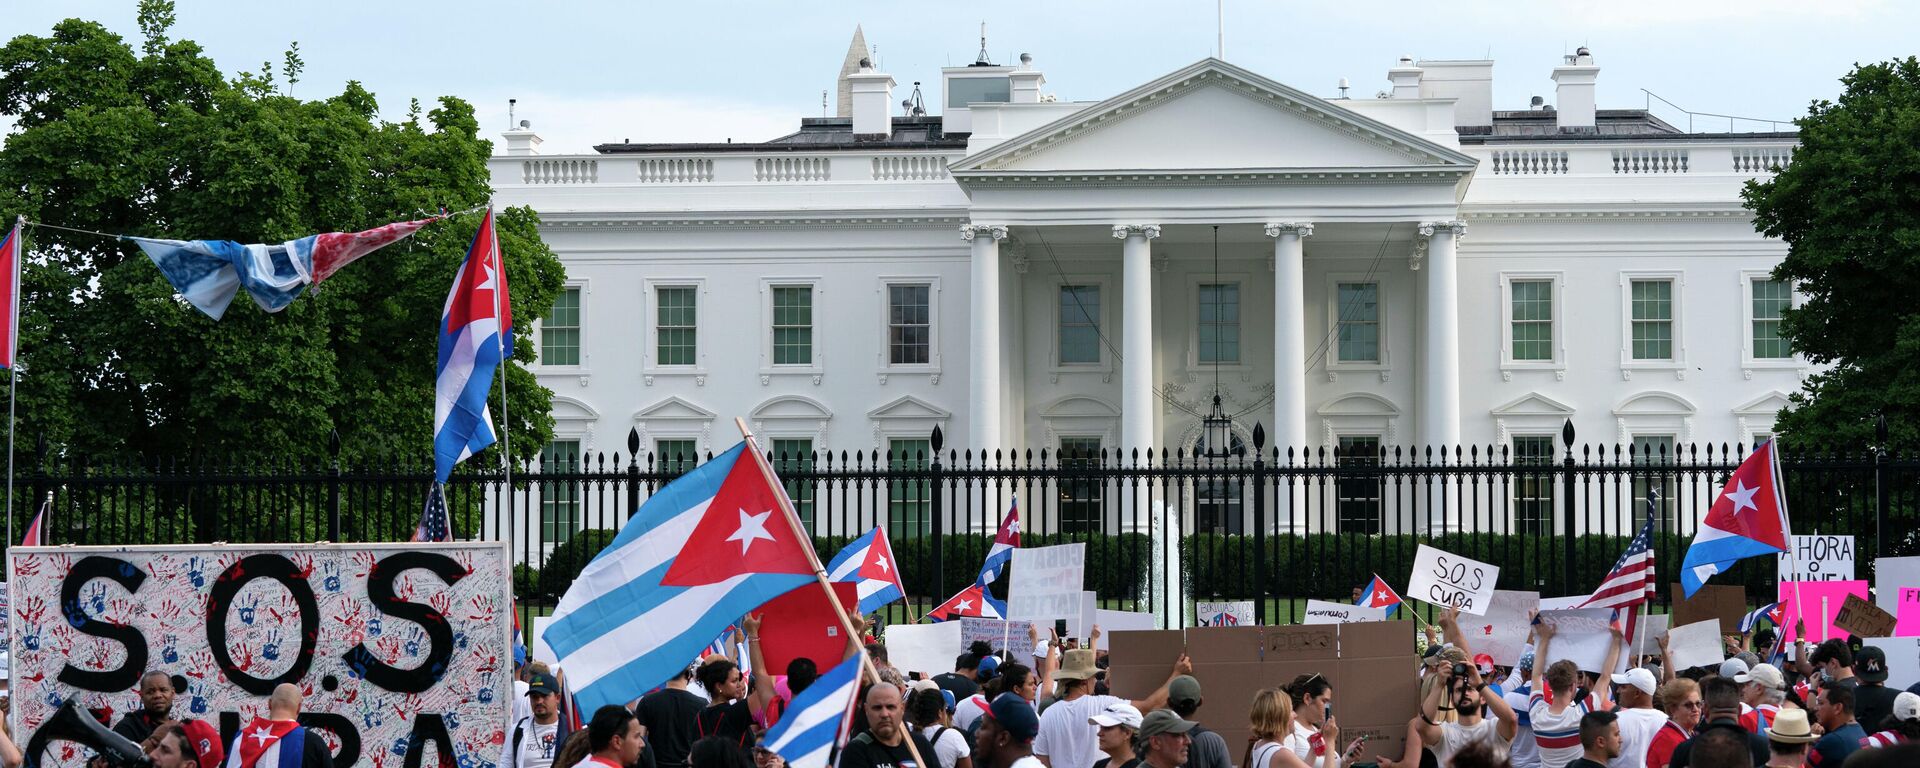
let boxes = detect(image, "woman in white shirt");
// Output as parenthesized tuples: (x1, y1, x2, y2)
(1247, 689, 1314, 768)
(908, 684, 974, 768)
(1282, 674, 1343, 768)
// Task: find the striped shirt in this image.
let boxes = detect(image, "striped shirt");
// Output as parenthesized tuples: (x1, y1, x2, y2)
(1859, 730, 1909, 749)
(1529, 692, 1594, 768)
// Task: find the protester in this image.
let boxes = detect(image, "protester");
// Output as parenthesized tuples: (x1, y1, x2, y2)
(1283, 674, 1342, 768)
(750, 745, 787, 768)
(1502, 649, 1542, 768)
(1806, 681, 1863, 767)
(1839, 743, 1920, 768)
(870, 644, 909, 689)
(1031, 636, 1191, 768)
(587, 706, 647, 768)
(908, 682, 974, 768)
(1088, 702, 1143, 768)
(1166, 676, 1231, 768)
(504, 671, 573, 768)
(1667, 676, 1767, 768)
(224, 684, 333, 768)
(972, 694, 1043, 768)
(1248, 689, 1313, 768)
(1732, 665, 1787, 734)
(1848, 646, 1898, 736)
(1681, 729, 1748, 768)
(696, 613, 780, 751)
(1530, 620, 1624, 768)
(144, 721, 223, 768)
(1567, 712, 1620, 768)
(1757, 708, 1813, 768)
(555, 731, 596, 768)
(1859, 691, 1920, 748)
(1606, 668, 1668, 768)
(1416, 640, 1518, 768)
(640, 666, 713, 768)
(936, 647, 991, 701)
(1802, 640, 1857, 691)
(763, 658, 820, 729)
(690, 737, 754, 768)
(1135, 710, 1197, 768)
(840, 683, 938, 768)
(1646, 679, 1702, 768)
(961, 663, 1034, 732)
(1446, 741, 1511, 768)
(113, 671, 177, 747)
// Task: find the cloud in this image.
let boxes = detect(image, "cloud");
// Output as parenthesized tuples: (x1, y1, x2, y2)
(470, 95, 803, 156)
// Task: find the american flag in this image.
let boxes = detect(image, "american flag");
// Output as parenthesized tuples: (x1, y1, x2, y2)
(412, 483, 452, 542)
(1581, 488, 1659, 611)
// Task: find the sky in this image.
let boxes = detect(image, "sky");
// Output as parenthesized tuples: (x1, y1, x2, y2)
(3, 0, 1916, 154)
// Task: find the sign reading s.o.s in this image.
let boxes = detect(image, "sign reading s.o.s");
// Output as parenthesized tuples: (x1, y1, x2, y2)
(7, 542, 511, 768)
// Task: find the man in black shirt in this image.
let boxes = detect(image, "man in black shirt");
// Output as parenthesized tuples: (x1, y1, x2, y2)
(113, 671, 176, 747)
(635, 666, 706, 768)
(839, 684, 937, 768)
(933, 653, 983, 702)
(1568, 711, 1619, 768)
(1851, 646, 1900, 733)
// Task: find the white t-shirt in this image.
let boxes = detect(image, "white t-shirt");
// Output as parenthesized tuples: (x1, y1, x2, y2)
(1281, 721, 1322, 764)
(1432, 718, 1507, 768)
(955, 695, 989, 731)
(1503, 685, 1540, 768)
(1033, 694, 1124, 768)
(1608, 708, 1668, 768)
(1010, 757, 1046, 768)
(1528, 693, 1593, 768)
(921, 726, 970, 768)
(521, 721, 559, 768)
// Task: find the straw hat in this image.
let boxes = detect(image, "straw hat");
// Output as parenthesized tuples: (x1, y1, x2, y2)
(1764, 709, 1818, 744)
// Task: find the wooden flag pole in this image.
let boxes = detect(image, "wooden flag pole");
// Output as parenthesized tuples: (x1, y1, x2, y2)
(735, 417, 931, 768)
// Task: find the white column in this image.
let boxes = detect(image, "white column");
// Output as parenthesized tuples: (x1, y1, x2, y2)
(963, 224, 1007, 451)
(1419, 221, 1465, 449)
(1114, 224, 1161, 455)
(1265, 223, 1313, 455)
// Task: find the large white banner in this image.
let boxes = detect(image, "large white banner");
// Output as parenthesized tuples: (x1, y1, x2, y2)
(1474, 590, 1540, 666)
(1538, 608, 1628, 674)
(7, 542, 512, 768)
(1007, 544, 1087, 623)
(1407, 545, 1501, 615)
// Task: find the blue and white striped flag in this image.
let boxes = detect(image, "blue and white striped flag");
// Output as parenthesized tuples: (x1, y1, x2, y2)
(1740, 602, 1782, 633)
(761, 653, 862, 768)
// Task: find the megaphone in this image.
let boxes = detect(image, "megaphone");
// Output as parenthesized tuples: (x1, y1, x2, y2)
(23, 701, 152, 768)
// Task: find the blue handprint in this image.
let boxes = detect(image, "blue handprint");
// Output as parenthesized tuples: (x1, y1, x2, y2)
(322, 561, 342, 593)
(368, 616, 382, 637)
(390, 736, 410, 758)
(238, 596, 258, 625)
(87, 583, 107, 614)
(162, 635, 179, 664)
(262, 629, 282, 661)
(454, 631, 469, 651)
(190, 696, 208, 715)
(23, 633, 38, 650)
(444, 712, 461, 731)
(186, 557, 206, 589)
(403, 626, 424, 657)
(477, 687, 494, 705)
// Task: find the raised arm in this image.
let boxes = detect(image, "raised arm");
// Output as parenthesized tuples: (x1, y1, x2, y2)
(1439, 606, 1468, 652)
(1469, 659, 1518, 742)
(743, 613, 774, 715)
(1416, 672, 1449, 746)
(1592, 625, 1624, 710)
(1530, 615, 1554, 693)
(1657, 631, 1677, 682)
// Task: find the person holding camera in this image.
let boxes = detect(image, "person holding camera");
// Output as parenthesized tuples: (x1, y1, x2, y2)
(1415, 608, 1518, 768)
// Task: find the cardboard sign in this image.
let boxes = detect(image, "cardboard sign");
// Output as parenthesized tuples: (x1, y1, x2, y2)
(1007, 544, 1086, 623)
(1407, 545, 1501, 615)
(1474, 591, 1540, 666)
(1670, 583, 1748, 635)
(1873, 556, 1920, 618)
(1303, 600, 1387, 625)
(883, 622, 963, 682)
(757, 582, 860, 674)
(1666, 619, 1726, 672)
(1779, 580, 1870, 643)
(6, 542, 512, 768)
(1900, 589, 1920, 638)
(1106, 622, 1416, 765)
(1831, 593, 1898, 639)
(1094, 609, 1156, 634)
(1863, 637, 1920, 694)
(960, 618, 1034, 653)
(1633, 614, 1671, 657)
(1778, 535, 1855, 582)
(1197, 600, 1256, 627)
(1538, 608, 1627, 674)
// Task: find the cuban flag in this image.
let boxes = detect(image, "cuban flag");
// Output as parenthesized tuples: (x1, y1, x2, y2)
(434, 209, 513, 483)
(1359, 573, 1404, 618)
(133, 216, 437, 320)
(826, 527, 907, 614)
(1201, 611, 1240, 627)
(223, 717, 306, 768)
(926, 583, 1006, 622)
(1681, 439, 1791, 597)
(0, 222, 20, 369)
(1740, 602, 1783, 634)
(977, 497, 1022, 585)
(542, 441, 818, 712)
(761, 653, 862, 768)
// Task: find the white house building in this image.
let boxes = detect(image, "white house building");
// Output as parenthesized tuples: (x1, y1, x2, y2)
(488, 39, 1803, 523)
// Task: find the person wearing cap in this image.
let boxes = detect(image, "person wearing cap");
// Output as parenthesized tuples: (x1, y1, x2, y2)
(1733, 665, 1789, 735)
(1415, 622, 1518, 768)
(1032, 630, 1192, 768)
(1156, 675, 1230, 768)
(1088, 702, 1143, 768)
(1667, 676, 1767, 768)
(1135, 710, 1197, 768)
(1759, 707, 1816, 767)
(504, 671, 574, 768)
(637, 665, 708, 768)
(145, 720, 224, 768)
(1848, 646, 1899, 737)
(1608, 668, 1669, 768)
(841, 683, 938, 768)
(1859, 691, 1920, 749)
(1501, 647, 1544, 768)
(973, 693, 1044, 768)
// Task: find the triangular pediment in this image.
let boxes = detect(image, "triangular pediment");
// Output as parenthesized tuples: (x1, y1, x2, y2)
(1490, 392, 1575, 417)
(952, 59, 1478, 176)
(751, 395, 834, 421)
(1613, 391, 1696, 417)
(1732, 390, 1793, 416)
(633, 395, 716, 422)
(868, 395, 951, 421)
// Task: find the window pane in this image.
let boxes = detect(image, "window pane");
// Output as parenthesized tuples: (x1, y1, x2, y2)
(1512, 436, 1555, 535)
(657, 287, 697, 366)
(1194, 430, 1246, 535)
(889, 439, 932, 538)
(1059, 285, 1101, 364)
(1630, 280, 1674, 360)
(1336, 283, 1380, 363)
(542, 288, 581, 366)
(1631, 435, 1678, 526)
(1058, 437, 1104, 535)
(771, 438, 815, 530)
(1198, 283, 1241, 364)
(540, 440, 581, 545)
(1510, 280, 1553, 361)
(1752, 279, 1791, 359)
(888, 284, 931, 365)
(947, 77, 1011, 108)
(657, 439, 697, 475)
(771, 286, 813, 365)
(1335, 436, 1382, 535)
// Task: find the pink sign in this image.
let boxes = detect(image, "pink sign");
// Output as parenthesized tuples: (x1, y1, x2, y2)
(1898, 588, 1920, 637)
(1778, 580, 1869, 643)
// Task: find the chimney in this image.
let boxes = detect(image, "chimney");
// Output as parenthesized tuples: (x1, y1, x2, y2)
(848, 58, 896, 137)
(1552, 47, 1599, 132)
(1416, 60, 1494, 127)
(502, 122, 542, 156)
(1009, 53, 1045, 103)
(1387, 56, 1423, 99)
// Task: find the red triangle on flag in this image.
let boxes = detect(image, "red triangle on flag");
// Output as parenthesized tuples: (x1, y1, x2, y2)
(1701, 440, 1789, 551)
(661, 451, 818, 586)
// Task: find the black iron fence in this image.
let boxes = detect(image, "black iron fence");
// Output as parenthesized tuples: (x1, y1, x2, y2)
(5, 423, 1916, 627)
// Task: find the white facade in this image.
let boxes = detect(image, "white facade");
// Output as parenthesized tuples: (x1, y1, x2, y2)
(489, 49, 1803, 472)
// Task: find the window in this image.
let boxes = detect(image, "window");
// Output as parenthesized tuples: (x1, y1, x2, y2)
(656, 438, 698, 476)
(1630, 280, 1674, 360)
(947, 77, 1011, 108)
(889, 439, 932, 538)
(542, 287, 581, 366)
(771, 286, 813, 365)
(1057, 437, 1104, 535)
(1336, 283, 1380, 363)
(1193, 431, 1245, 535)
(1197, 283, 1241, 364)
(540, 440, 581, 545)
(1510, 281, 1553, 361)
(1512, 436, 1555, 535)
(1751, 279, 1791, 359)
(888, 284, 931, 365)
(1630, 435, 1678, 525)
(1335, 436, 1382, 535)
(656, 286, 697, 366)
(771, 438, 815, 529)
(1059, 285, 1102, 365)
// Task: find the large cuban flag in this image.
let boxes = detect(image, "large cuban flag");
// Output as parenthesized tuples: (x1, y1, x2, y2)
(133, 216, 437, 320)
(826, 527, 907, 614)
(976, 496, 1022, 585)
(925, 582, 1006, 622)
(761, 653, 862, 768)
(434, 210, 513, 483)
(1680, 438, 1791, 597)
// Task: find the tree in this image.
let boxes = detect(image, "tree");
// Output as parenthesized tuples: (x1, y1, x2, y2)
(1744, 57, 1920, 451)
(0, 4, 566, 473)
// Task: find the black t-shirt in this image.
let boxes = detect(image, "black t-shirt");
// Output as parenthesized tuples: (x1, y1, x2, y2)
(1092, 757, 1144, 768)
(837, 732, 937, 768)
(634, 688, 706, 768)
(696, 699, 757, 750)
(300, 729, 336, 768)
(932, 672, 979, 701)
(111, 711, 166, 745)
(1855, 683, 1900, 731)
(1668, 719, 1767, 768)
(1566, 759, 1609, 768)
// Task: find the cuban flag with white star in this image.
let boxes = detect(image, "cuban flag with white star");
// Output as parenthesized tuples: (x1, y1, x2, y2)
(433, 209, 513, 483)
(1681, 438, 1792, 597)
(826, 526, 907, 614)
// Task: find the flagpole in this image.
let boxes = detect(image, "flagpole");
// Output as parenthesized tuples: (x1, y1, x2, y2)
(1771, 438, 1810, 647)
(6, 216, 21, 549)
(735, 417, 932, 768)
(489, 207, 512, 542)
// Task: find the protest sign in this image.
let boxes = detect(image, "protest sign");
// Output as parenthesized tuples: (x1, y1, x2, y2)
(1666, 619, 1726, 672)
(1669, 584, 1748, 635)
(1633, 613, 1670, 657)
(7, 542, 511, 768)
(1874, 555, 1920, 623)
(1539, 595, 1589, 611)
(1863, 637, 1920, 694)
(1407, 545, 1500, 615)
(1008, 543, 1086, 623)
(1831, 593, 1898, 639)
(1303, 600, 1387, 625)
(531, 615, 559, 666)
(1779, 580, 1869, 643)
(883, 622, 964, 681)
(1778, 535, 1855, 582)
(1094, 608, 1156, 634)
(1474, 591, 1540, 666)
(1197, 600, 1256, 627)
(757, 581, 860, 674)
(960, 618, 1034, 652)
(1901, 589, 1920, 638)
(1538, 608, 1628, 674)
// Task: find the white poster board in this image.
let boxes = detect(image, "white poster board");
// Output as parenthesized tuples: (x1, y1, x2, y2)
(1778, 535, 1856, 582)
(1875, 556, 1920, 617)
(1539, 595, 1589, 611)
(1472, 590, 1540, 666)
(960, 618, 1034, 653)
(1863, 637, 1920, 693)
(532, 614, 560, 666)
(1068, 591, 1098, 641)
(1538, 608, 1628, 674)
(1633, 614, 1671, 657)
(1008, 544, 1087, 623)
(1407, 545, 1501, 615)
(1197, 600, 1256, 627)
(884, 622, 964, 682)
(1094, 609, 1157, 634)
(1303, 600, 1387, 625)
(6, 542, 512, 768)
(1667, 619, 1726, 672)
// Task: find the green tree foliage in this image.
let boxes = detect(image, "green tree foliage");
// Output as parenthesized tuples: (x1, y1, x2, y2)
(1746, 58, 1920, 450)
(0, 3, 566, 468)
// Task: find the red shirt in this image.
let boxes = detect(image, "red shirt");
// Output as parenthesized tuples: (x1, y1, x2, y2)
(1646, 721, 1691, 768)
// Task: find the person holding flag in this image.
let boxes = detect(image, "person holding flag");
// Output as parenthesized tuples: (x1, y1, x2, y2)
(1681, 439, 1791, 597)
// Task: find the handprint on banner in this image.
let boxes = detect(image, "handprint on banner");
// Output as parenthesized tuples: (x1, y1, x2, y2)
(323, 560, 343, 593)
(369, 615, 383, 637)
(404, 626, 425, 658)
(238, 595, 259, 625)
(186, 556, 206, 588)
(262, 628, 283, 661)
(162, 634, 179, 664)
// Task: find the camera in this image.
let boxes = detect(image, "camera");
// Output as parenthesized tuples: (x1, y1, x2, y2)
(1451, 662, 1470, 679)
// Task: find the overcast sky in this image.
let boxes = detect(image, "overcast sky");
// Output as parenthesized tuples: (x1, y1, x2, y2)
(5, 0, 1916, 154)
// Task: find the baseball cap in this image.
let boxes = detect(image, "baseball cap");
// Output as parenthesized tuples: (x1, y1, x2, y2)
(180, 719, 226, 768)
(1855, 646, 1889, 683)
(908, 679, 941, 695)
(977, 655, 1001, 678)
(1611, 668, 1658, 696)
(984, 693, 1040, 741)
(1138, 709, 1198, 740)
(940, 689, 957, 713)
(1168, 675, 1203, 708)
(1517, 648, 1536, 672)
(528, 671, 559, 695)
(1735, 663, 1786, 691)
(1474, 654, 1496, 676)
(1719, 658, 1750, 679)
(1088, 701, 1144, 730)
(1892, 691, 1920, 723)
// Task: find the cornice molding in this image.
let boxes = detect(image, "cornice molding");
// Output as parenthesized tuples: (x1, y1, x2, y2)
(952, 166, 1471, 188)
(539, 213, 971, 231)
